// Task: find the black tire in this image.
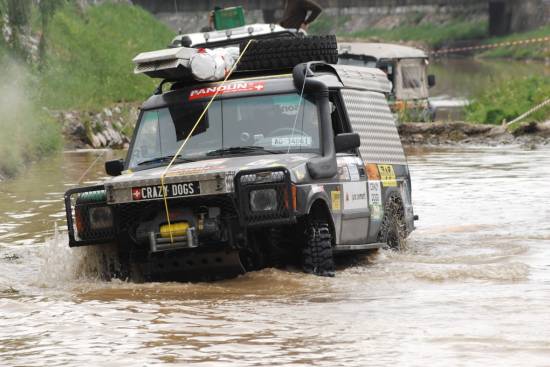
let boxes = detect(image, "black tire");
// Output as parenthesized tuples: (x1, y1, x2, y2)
(302, 219, 335, 277)
(378, 195, 407, 251)
(238, 35, 338, 71)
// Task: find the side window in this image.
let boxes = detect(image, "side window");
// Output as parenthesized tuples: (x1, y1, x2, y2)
(330, 91, 357, 155)
(128, 110, 161, 167)
(329, 91, 350, 136)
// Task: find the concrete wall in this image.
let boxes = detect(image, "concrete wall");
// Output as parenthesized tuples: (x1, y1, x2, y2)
(132, 0, 488, 34)
(130, 0, 548, 36)
(131, 0, 485, 12)
(489, 0, 549, 35)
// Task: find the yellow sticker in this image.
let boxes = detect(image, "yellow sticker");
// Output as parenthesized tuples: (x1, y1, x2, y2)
(377, 164, 397, 187)
(331, 190, 341, 211)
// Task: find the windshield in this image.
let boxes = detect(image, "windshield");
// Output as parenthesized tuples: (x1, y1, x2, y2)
(395, 59, 429, 100)
(128, 93, 320, 168)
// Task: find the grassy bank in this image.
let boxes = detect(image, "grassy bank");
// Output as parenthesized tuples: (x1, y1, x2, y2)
(347, 20, 487, 48)
(39, 3, 174, 110)
(466, 75, 550, 125)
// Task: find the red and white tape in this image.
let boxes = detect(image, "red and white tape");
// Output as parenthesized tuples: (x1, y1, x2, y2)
(431, 36, 550, 55)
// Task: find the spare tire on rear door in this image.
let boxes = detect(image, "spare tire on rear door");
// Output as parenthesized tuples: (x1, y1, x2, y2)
(238, 35, 338, 71)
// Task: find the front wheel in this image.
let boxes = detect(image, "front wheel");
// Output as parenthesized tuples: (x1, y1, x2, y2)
(302, 220, 335, 277)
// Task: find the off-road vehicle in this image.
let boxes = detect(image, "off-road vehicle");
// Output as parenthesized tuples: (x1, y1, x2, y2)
(64, 36, 416, 281)
(338, 42, 436, 121)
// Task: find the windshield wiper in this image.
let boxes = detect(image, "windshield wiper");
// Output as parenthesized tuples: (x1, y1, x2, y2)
(137, 155, 193, 166)
(206, 146, 283, 157)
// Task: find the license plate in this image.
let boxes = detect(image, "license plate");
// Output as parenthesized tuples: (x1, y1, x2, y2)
(131, 181, 200, 201)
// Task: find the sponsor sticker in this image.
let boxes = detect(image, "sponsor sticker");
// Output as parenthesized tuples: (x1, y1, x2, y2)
(366, 163, 380, 180)
(331, 190, 341, 211)
(131, 181, 200, 201)
(189, 81, 265, 101)
(337, 165, 350, 181)
(348, 164, 360, 181)
(377, 164, 397, 187)
(368, 181, 382, 206)
(273, 95, 301, 116)
(343, 182, 369, 210)
(311, 184, 324, 194)
(368, 181, 383, 220)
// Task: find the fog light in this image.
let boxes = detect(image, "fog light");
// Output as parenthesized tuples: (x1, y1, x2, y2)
(88, 206, 113, 230)
(250, 189, 277, 212)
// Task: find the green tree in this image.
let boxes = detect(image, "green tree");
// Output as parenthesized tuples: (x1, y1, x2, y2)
(6, 0, 31, 57)
(38, 0, 65, 67)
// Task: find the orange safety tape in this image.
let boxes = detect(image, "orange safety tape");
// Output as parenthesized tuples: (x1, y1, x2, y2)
(159, 39, 255, 243)
(431, 36, 550, 55)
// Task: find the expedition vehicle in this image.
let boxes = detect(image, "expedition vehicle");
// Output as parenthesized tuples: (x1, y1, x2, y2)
(64, 36, 415, 281)
(338, 42, 436, 121)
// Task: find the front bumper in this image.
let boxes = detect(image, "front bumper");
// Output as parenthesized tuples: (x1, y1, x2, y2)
(64, 168, 296, 249)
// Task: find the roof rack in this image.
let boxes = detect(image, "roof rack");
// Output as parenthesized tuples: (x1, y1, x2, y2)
(169, 23, 299, 49)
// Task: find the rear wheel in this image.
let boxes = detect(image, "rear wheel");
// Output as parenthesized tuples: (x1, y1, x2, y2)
(302, 219, 335, 277)
(378, 195, 407, 251)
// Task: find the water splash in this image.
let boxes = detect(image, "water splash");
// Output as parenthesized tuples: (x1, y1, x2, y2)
(34, 224, 119, 288)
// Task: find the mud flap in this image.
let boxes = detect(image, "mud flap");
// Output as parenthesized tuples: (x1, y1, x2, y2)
(147, 249, 245, 281)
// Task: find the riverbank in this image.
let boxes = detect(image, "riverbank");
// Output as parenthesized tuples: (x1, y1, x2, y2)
(0, 2, 173, 179)
(399, 121, 550, 146)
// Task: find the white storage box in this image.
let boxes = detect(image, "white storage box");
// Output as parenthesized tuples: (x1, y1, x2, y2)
(133, 47, 197, 79)
(133, 46, 239, 82)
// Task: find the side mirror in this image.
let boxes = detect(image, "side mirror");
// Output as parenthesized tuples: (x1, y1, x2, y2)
(335, 133, 360, 153)
(105, 159, 124, 176)
(428, 74, 436, 88)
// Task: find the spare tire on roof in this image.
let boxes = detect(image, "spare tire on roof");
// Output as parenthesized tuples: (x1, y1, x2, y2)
(237, 35, 338, 71)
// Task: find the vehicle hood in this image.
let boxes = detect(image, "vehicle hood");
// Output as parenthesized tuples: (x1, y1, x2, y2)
(104, 153, 316, 204)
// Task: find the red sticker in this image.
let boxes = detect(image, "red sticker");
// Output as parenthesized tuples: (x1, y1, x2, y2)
(189, 81, 265, 101)
(131, 187, 142, 201)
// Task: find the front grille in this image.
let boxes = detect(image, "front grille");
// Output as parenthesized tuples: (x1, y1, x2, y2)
(114, 194, 238, 234)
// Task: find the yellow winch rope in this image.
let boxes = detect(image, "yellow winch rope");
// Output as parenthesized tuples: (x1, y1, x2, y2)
(160, 40, 254, 243)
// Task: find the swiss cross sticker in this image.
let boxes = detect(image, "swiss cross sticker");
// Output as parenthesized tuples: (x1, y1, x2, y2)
(189, 81, 265, 101)
(131, 188, 142, 201)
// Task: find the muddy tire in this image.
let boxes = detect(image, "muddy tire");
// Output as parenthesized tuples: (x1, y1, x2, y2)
(302, 220, 335, 277)
(238, 35, 338, 71)
(378, 195, 407, 251)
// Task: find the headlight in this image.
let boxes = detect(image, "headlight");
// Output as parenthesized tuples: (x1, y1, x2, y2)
(250, 189, 277, 212)
(88, 206, 114, 230)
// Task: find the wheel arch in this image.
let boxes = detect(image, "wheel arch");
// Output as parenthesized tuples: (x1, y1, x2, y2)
(305, 193, 336, 246)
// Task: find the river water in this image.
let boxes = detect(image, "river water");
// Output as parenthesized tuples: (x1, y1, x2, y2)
(1, 145, 550, 366)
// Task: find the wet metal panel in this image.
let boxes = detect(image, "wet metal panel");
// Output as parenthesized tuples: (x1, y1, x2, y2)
(341, 89, 407, 165)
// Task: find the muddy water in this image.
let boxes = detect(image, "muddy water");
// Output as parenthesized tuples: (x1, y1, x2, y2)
(1, 146, 550, 366)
